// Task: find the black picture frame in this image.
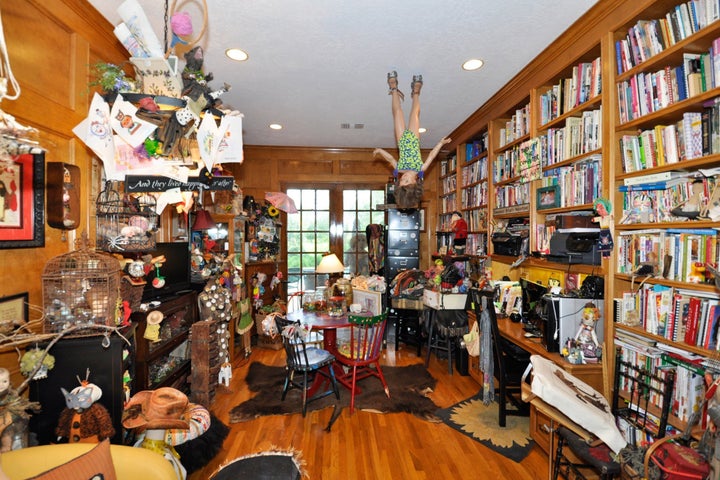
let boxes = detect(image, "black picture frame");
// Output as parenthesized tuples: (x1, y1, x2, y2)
(0, 292, 29, 331)
(0, 152, 45, 248)
(536, 185, 560, 210)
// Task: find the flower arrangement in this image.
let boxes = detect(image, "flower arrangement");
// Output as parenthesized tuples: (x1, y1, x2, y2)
(19, 348, 55, 379)
(89, 62, 137, 95)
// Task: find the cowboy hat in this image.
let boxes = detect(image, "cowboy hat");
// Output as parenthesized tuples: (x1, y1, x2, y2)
(122, 387, 189, 430)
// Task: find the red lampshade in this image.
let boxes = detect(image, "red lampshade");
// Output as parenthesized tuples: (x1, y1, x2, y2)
(191, 209, 216, 231)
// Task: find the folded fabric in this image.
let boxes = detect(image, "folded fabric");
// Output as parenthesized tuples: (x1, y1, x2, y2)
(529, 354, 627, 454)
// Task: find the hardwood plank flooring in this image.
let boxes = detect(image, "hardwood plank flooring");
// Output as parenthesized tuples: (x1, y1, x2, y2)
(190, 337, 549, 479)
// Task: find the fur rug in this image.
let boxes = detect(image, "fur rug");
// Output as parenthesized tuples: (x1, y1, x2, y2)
(229, 362, 440, 427)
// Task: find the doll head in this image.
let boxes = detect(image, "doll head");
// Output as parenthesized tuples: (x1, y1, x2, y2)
(0, 368, 10, 397)
(394, 178, 424, 209)
(62, 383, 102, 412)
(581, 303, 600, 327)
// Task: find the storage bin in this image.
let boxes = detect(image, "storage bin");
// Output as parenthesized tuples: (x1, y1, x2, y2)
(423, 290, 468, 310)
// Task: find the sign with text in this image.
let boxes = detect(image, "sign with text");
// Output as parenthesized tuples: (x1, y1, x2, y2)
(124, 175, 235, 192)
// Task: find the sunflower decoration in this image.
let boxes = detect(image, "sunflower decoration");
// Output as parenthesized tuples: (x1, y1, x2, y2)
(267, 205, 280, 217)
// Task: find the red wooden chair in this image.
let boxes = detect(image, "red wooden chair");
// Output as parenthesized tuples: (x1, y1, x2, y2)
(335, 311, 390, 414)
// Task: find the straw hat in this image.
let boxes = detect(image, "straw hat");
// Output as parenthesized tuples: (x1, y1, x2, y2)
(147, 310, 164, 325)
(122, 387, 189, 430)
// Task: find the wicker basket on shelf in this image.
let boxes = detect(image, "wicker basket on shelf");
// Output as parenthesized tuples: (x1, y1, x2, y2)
(96, 182, 158, 253)
(42, 235, 121, 333)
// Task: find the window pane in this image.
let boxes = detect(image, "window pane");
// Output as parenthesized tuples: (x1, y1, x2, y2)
(343, 211, 356, 231)
(317, 232, 330, 252)
(301, 211, 316, 230)
(301, 190, 316, 210)
(344, 190, 356, 210)
(287, 233, 301, 252)
(287, 253, 300, 270)
(357, 211, 371, 231)
(357, 190, 371, 210)
(301, 232, 316, 251)
(371, 211, 385, 224)
(317, 211, 330, 230)
(317, 190, 330, 210)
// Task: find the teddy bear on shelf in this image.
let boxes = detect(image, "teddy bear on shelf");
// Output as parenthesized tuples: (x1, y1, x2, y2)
(55, 371, 114, 443)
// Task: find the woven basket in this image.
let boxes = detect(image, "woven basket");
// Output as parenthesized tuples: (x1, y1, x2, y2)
(120, 276, 144, 311)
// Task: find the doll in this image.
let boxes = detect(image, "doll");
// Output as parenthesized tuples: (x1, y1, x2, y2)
(450, 211, 468, 254)
(373, 72, 451, 209)
(574, 302, 601, 363)
(55, 375, 115, 443)
(0, 367, 39, 451)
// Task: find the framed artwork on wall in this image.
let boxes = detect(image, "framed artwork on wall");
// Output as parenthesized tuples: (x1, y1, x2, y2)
(0, 152, 45, 248)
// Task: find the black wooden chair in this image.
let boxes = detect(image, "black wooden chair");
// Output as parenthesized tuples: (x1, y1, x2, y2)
(275, 316, 340, 416)
(552, 347, 676, 480)
(470, 287, 531, 427)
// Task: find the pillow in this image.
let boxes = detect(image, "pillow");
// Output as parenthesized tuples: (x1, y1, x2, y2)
(28, 439, 117, 480)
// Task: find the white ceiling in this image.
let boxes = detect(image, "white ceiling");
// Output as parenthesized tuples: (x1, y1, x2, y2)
(87, 0, 599, 150)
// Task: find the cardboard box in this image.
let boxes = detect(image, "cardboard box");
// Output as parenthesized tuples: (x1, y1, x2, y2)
(423, 290, 468, 310)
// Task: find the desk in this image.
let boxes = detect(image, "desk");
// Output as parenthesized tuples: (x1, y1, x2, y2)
(467, 310, 604, 455)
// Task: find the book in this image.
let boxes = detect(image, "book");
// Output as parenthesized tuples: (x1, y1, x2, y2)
(618, 177, 690, 191)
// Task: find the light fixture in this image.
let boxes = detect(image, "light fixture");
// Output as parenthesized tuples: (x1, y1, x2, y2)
(191, 209, 216, 231)
(316, 253, 344, 274)
(462, 59, 484, 71)
(269, 123, 283, 130)
(419, 127, 427, 134)
(225, 48, 249, 62)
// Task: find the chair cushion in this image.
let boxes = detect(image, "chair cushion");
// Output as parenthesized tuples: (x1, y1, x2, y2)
(299, 347, 335, 367)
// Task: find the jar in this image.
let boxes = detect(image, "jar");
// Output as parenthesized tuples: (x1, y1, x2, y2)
(328, 296, 346, 317)
(302, 291, 316, 311)
(313, 288, 327, 312)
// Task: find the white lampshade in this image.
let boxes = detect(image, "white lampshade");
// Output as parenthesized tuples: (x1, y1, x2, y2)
(316, 253, 345, 274)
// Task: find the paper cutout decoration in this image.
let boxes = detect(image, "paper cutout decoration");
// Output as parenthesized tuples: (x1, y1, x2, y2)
(109, 95, 157, 148)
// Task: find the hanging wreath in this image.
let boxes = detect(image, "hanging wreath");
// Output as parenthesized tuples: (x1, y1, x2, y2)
(20, 348, 55, 379)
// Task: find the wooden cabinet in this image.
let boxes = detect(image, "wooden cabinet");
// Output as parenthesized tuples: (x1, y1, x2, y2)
(29, 329, 134, 445)
(133, 291, 198, 393)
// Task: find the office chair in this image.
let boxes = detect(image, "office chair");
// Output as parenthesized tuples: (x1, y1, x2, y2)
(470, 287, 531, 427)
(553, 347, 676, 480)
(276, 316, 339, 416)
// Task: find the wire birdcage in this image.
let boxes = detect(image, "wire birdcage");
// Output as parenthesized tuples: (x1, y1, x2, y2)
(42, 235, 121, 333)
(96, 182, 158, 252)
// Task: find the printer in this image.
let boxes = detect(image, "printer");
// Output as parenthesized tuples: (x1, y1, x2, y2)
(547, 230, 601, 265)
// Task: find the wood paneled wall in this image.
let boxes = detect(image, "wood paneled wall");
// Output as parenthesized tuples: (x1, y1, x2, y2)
(0, 0, 127, 377)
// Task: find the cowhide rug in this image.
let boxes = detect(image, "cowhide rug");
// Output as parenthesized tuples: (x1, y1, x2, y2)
(229, 362, 440, 429)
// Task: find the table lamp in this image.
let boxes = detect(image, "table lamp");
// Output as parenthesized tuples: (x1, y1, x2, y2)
(316, 252, 344, 281)
(316, 252, 348, 316)
(191, 209, 216, 231)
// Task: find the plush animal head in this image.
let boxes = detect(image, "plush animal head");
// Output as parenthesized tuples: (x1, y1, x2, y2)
(62, 383, 102, 411)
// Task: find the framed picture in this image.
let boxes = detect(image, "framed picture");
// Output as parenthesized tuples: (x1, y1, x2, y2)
(0, 292, 28, 332)
(537, 185, 560, 210)
(353, 288, 383, 316)
(0, 152, 45, 248)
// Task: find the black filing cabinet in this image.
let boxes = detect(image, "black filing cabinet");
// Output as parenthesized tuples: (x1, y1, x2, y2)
(385, 208, 422, 352)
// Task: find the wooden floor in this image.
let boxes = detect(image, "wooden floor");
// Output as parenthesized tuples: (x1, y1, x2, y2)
(190, 334, 550, 479)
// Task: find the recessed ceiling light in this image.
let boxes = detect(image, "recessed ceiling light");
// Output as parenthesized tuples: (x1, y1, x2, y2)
(226, 48, 249, 62)
(418, 127, 427, 134)
(462, 59, 484, 71)
(269, 123, 282, 130)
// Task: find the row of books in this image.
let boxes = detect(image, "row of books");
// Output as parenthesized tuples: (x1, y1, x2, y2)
(460, 183, 488, 210)
(439, 193, 456, 215)
(498, 103, 530, 148)
(462, 182, 489, 209)
(538, 57, 602, 125)
(494, 182, 530, 209)
(618, 178, 715, 224)
(539, 108, 602, 166)
(492, 143, 526, 183)
(465, 134, 488, 161)
(465, 233, 487, 256)
(614, 329, 709, 425)
(441, 174, 456, 196)
(466, 210, 488, 233)
(441, 154, 457, 177)
(619, 110, 704, 173)
(616, 227, 719, 282)
(541, 155, 602, 207)
(616, 285, 720, 349)
(461, 157, 488, 187)
(616, 0, 720, 75)
(617, 47, 720, 124)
